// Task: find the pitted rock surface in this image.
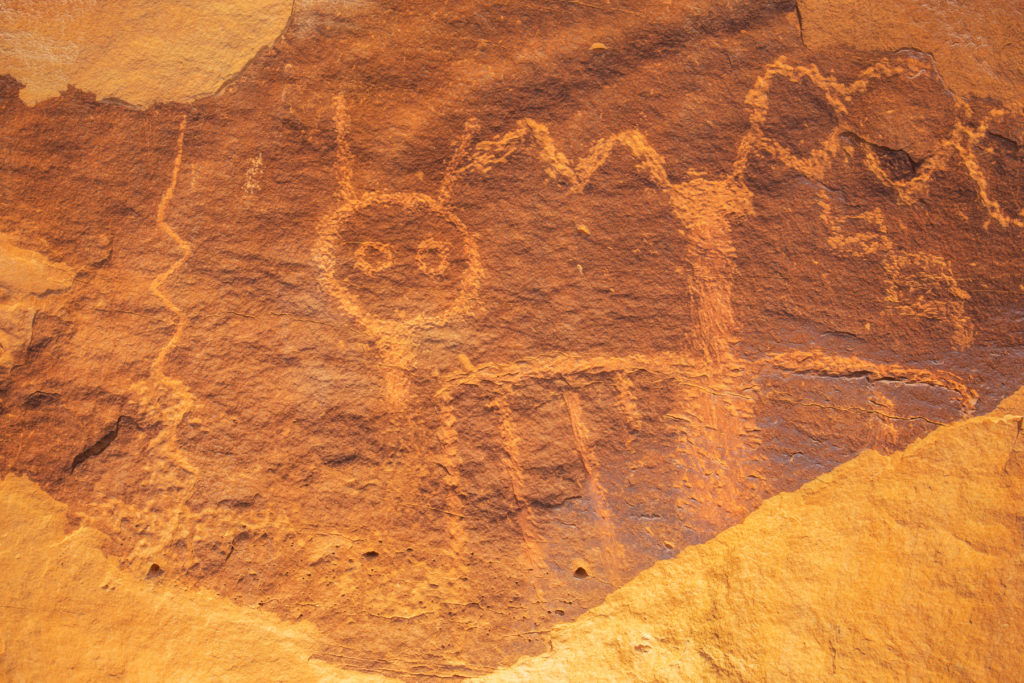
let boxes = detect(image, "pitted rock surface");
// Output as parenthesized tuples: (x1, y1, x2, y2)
(1, 0, 1022, 678)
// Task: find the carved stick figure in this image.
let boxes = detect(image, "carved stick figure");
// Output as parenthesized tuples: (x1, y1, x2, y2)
(314, 97, 482, 411)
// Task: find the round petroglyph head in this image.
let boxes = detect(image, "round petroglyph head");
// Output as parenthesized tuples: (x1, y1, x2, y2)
(315, 192, 481, 331)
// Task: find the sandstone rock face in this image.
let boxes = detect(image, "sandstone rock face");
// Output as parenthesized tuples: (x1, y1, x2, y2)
(0, 475, 385, 682)
(0, 0, 291, 105)
(0, 0, 1022, 680)
(800, 0, 1024, 106)
(483, 387, 1024, 681)
(3, 390, 1022, 680)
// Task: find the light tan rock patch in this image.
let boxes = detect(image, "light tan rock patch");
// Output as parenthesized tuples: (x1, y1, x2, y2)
(0, 0, 291, 106)
(483, 387, 1024, 680)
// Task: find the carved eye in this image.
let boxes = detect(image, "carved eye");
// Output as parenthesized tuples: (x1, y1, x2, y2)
(416, 237, 451, 277)
(354, 241, 394, 275)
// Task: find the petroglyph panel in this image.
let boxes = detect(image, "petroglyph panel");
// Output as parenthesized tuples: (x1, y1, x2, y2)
(1, 1, 1023, 678)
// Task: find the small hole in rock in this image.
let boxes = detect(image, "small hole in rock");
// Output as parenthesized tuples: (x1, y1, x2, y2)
(363, 550, 379, 559)
(146, 563, 164, 579)
(574, 566, 589, 578)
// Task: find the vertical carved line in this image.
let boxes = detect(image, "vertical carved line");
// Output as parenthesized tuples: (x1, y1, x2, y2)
(562, 389, 624, 583)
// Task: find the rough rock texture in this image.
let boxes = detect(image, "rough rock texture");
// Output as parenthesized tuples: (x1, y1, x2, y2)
(0, 474, 383, 682)
(0, 0, 1022, 679)
(3, 388, 1022, 681)
(0, 0, 291, 105)
(800, 0, 1024, 105)
(485, 387, 1024, 680)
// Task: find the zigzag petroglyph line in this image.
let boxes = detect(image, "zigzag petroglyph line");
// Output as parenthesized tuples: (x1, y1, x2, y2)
(442, 54, 1009, 377)
(737, 54, 1023, 231)
(956, 103, 1024, 231)
(132, 114, 198, 475)
(735, 54, 994, 350)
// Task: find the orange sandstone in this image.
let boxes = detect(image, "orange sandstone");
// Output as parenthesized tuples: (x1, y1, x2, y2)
(0, 0, 1022, 679)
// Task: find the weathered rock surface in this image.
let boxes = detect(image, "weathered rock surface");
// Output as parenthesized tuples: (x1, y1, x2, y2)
(800, 0, 1024, 106)
(484, 387, 1024, 681)
(0, 474, 383, 682)
(0, 0, 291, 105)
(3, 386, 1022, 680)
(0, 0, 1022, 679)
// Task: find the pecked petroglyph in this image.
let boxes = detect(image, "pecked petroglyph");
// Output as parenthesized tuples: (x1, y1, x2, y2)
(68, 53, 1002, 672)
(315, 98, 483, 411)
(818, 190, 975, 349)
(315, 98, 760, 586)
(5, 13, 1020, 673)
(308, 54, 991, 604)
(130, 114, 198, 475)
